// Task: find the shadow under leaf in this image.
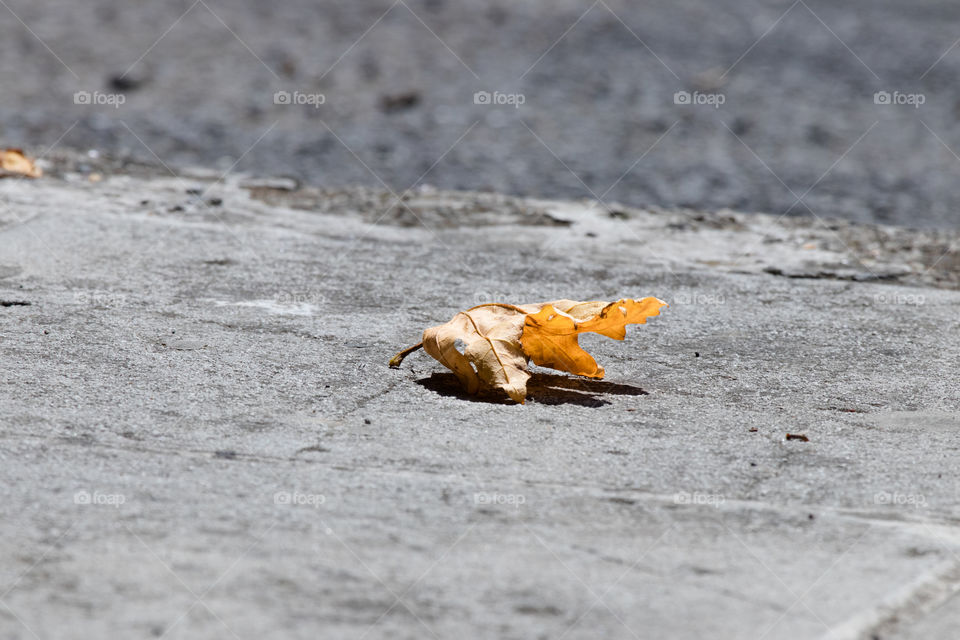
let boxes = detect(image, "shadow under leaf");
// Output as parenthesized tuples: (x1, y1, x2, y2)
(415, 371, 648, 407)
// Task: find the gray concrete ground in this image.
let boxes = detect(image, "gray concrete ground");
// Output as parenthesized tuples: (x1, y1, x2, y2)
(2, 154, 960, 638)
(4, 0, 960, 228)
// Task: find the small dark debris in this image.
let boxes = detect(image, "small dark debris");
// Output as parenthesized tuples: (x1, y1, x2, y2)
(364, 418, 371, 425)
(278, 58, 297, 78)
(585, 231, 597, 237)
(296, 444, 331, 454)
(808, 513, 815, 520)
(140, 199, 150, 206)
(807, 124, 832, 147)
(185, 188, 202, 196)
(514, 604, 564, 617)
(608, 209, 629, 220)
(487, 6, 507, 25)
(539, 213, 572, 226)
(605, 449, 629, 456)
(731, 116, 753, 136)
(607, 496, 636, 505)
(749, 462, 757, 467)
(202, 258, 234, 266)
(169, 205, 184, 212)
(694, 351, 700, 357)
(214, 450, 238, 460)
(109, 74, 142, 92)
(0, 300, 30, 307)
(764, 266, 902, 283)
(785, 433, 809, 442)
(748, 427, 758, 432)
(207, 197, 223, 206)
(380, 91, 421, 112)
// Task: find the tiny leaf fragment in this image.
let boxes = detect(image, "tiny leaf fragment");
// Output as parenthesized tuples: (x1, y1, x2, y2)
(0, 149, 42, 179)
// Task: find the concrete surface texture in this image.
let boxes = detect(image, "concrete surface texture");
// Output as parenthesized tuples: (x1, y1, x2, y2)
(3, 0, 960, 228)
(2, 154, 960, 638)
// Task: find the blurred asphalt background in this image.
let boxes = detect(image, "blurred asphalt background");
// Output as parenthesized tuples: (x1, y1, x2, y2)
(3, 0, 960, 228)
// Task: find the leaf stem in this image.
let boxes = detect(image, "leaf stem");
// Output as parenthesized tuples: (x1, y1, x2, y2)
(389, 342, 423, 368)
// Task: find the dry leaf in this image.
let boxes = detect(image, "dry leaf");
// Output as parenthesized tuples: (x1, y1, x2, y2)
(421, 303, 531, 403)
(391, 297, 667, 403)
(0, 149, 42, 178)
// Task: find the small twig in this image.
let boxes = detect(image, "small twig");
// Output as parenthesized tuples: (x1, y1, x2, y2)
(389, 342, 423, 368)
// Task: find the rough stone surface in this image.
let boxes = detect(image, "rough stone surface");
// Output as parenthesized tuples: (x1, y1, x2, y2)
(1, 157, 960, 638)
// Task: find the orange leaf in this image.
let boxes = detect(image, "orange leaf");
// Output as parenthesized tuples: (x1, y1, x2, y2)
(392, 297, 667, 403)
(521, 298, 666, 379)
